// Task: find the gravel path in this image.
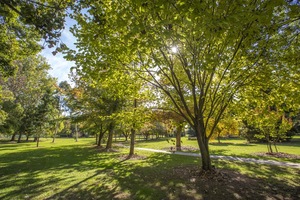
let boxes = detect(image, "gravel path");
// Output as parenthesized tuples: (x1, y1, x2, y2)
(135, 147, 300, 169)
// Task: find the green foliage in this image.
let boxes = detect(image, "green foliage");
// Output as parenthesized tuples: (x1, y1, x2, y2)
(0, 0, 72, 77)
(0, 55, 59, 140)
(0, 101, 23, 134)
(67, 0, 300, 170)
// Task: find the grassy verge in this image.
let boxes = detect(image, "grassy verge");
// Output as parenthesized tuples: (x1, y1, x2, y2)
(0, 138, 299, 199)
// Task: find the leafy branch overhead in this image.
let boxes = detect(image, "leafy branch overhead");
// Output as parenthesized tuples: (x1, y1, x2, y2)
(0, 0, 71, 76)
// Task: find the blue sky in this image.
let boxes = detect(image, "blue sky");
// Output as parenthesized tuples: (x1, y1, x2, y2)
(40, 17, 77, 84)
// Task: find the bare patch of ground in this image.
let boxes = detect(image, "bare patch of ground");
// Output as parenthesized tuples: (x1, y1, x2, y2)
(167, 165, 300, 200)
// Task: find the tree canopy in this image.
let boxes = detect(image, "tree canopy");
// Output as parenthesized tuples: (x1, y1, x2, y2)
(67, 0, 300, 170)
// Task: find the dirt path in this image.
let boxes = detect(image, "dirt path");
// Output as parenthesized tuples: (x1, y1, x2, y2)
(135, 147, 300, 169)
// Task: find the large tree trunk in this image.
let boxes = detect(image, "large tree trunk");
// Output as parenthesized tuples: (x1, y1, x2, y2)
(195, 123, 212, 171)
(129, 128, 136, 156)
(10, 133, 16, 141)
(176, 124, 183, 151)
(17, 132, 22, 143)
(105, 123, 114, 151)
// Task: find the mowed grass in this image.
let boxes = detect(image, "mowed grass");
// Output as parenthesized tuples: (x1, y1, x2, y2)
(133, 136, 300, 163)
(0, 138, 299, 200)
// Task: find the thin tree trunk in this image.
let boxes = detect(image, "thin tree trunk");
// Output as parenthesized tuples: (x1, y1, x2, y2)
(176, 124, 183, 151)
(105, 123, 114, 151)
(36, 137, 40, 147)
(98, 131, 105, 147)
(274, 137, 279, 153)
(268, 143, 273, 153)
(266, 135, 273, 153)
(52, 122, 58, 143)
(11, 133, 16, 141)
(274, 142, 278, 153)
(95, 133, 98, 145)
(129, 99, 137, 156)
(17, 132, 22, 143)
(75, 123, 78, 142)
(97, 125, 106, 147)
(37, 128, 40, 147)
(129, 128, 136, 156)
(217, 132, 221, 144)
(26, 134, 29, 141)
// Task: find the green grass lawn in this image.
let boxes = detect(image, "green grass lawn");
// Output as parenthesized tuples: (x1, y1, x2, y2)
(132, 136, 300, 163)
(0, 138, 299, 200)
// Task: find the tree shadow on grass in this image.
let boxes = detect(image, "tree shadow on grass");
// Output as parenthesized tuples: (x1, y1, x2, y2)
(1, 143, 299, 200)
(0, 141, 33, 149)
(45, 153, 300, 200)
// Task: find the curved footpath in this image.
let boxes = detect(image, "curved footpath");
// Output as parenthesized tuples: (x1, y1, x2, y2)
(135, 147, 300, 169)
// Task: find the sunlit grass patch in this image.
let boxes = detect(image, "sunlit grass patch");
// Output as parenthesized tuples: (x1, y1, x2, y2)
(0, 138, 299, 200)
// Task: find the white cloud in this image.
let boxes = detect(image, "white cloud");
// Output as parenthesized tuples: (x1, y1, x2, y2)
(41, 50, 74, 83)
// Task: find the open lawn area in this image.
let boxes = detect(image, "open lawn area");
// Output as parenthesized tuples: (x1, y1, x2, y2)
(133, 136, 300, 163)
(0, 138, 299, 200)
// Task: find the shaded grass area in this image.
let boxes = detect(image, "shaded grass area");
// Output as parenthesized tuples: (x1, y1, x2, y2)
(133, 136, 300, 163)
(0, 138, 299, 200)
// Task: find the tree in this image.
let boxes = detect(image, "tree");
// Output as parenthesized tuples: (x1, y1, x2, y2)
(209, 110, 239, 143)
(0, 55, 58, 142)
(0, 101, 23, 139)
(240, 87, 296, 152)
(33, 89, 56, 147)
(0, 0, 71, 77)
(153, 110, 185, 151)
(69, 1, 300, 170)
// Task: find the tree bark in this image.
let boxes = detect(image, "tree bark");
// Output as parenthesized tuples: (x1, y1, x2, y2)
(36, 137, 40, 147)
(176, 124, 183, 151)
(17, 132, 22, 143)
(195, 122, 212, 171)
(129, 128, 136, 156)
(75, 123, 78, 142)
(97, 130, 105, 147)
(105, 122, 114, 150)
(10, 133, 16, 141)
(52, 122, 58, 143)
